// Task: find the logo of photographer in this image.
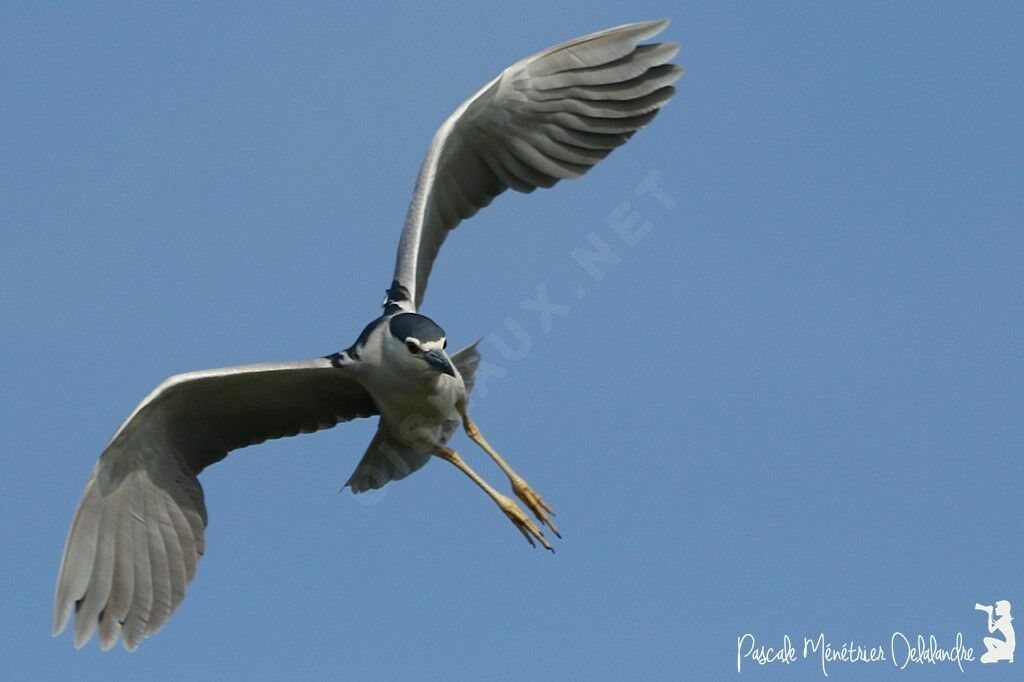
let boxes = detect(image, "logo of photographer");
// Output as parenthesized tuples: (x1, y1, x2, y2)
(976, 600, 1014, 664)
(736, 599, 1016, 674)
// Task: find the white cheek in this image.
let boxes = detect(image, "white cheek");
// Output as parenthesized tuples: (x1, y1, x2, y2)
(419, 339, 446, 352)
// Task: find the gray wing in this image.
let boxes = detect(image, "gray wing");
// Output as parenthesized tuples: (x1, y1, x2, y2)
(392, 19, 682, 308)
(53, 358, 376, 651)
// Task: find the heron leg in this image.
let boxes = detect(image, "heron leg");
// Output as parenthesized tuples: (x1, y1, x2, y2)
(458, 408, 560, 538)
(434, 444, 553, 551)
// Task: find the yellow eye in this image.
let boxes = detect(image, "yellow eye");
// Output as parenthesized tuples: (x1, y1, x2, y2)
(406, 341, 419, 354)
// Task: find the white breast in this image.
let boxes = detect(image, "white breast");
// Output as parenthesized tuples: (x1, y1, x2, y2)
(363, 366, 465, 451)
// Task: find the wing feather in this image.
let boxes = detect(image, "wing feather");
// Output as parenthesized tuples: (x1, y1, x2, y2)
(143, 483, 173, 639)
(122, 475, 153, 652)
(71, 481, 117, 648)
(98, 491, 135, 650)
(391, 20, 682, 307)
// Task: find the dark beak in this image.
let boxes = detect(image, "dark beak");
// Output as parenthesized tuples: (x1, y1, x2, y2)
(422, 349, 456, 377)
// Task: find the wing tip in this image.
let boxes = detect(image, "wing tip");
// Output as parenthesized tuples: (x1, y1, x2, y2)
(51, 616, 68, 639)
(631, 18, 671, 40)
(52, 598, 76, 639)
(580, 19, 672, 52)
(73, 627, 92, 650)
(650, 42, 682, 65)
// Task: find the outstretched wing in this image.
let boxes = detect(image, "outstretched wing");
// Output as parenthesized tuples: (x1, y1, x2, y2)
(391, 19, 682, 308)
(53, 358, 376, 651)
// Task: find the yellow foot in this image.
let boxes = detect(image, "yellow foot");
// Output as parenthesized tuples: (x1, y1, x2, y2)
(512, 478, 560, 539)
(498, 494, 554, 552)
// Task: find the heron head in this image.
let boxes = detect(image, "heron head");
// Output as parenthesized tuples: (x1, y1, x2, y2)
(387, 313, 455, 377)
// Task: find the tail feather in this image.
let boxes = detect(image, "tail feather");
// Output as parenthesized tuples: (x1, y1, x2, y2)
(346, 427, 431, 493)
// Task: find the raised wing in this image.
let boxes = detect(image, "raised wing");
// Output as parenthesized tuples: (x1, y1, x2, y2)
(391, 19, 682, 308)
(53, 358, 376, 651)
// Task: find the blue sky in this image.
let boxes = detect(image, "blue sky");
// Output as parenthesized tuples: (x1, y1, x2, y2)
(2, 2, 1022, 680)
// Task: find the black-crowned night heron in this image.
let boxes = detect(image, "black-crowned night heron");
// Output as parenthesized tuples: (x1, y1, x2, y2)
(54, 19, 682, 650)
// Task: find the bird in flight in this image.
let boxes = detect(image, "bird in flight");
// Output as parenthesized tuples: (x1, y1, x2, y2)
(54, 19, 682, 651)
